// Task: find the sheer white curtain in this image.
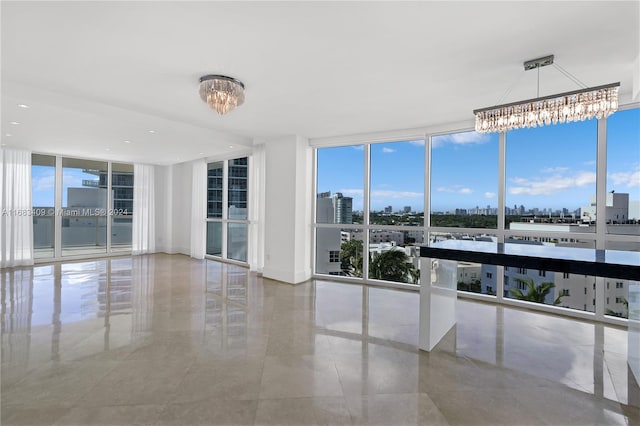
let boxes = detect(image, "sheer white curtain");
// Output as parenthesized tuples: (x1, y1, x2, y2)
(248, 145, 265, 272)
(190, 160, 207, 259)
(1, 149, 34, 267)
(132, 163, 156, 255)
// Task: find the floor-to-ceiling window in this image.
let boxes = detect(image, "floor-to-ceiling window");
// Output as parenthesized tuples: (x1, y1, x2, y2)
(31, 155, 134, 260)
(31, 154, 56, 259)
(503, 120, 598, 313)
(603, 107, 640, 319)
(110, 163, 134, 252)
(206, 156, 249, 263)
(430, 130, 499, 296)
(314, 139, 425, 285)
(313, 105, 639, 323)
(61, 158, 109, 256)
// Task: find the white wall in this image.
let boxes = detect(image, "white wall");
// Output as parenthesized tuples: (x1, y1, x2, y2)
(263, 135, 312, 283)
(170, 162, 192, 255)
(154, 164, 173, 253)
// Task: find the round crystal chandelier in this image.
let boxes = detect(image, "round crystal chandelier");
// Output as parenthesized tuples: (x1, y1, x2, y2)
(199, 75, 245, 115)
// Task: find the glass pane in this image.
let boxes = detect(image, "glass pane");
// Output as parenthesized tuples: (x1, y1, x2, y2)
(503, 237, 596, 313)
(428, 231, 497, 295)
(228, 157, 248, 220)
(604, 242, 636, 320)
(505, 121, 597, 231)
(111, 163, 133, 250)
(603, 278, 630, 319)
(430, 131, 498, 228)
(111, 217, 132, 251)
(315, 228, 348, 276)
(227, 223, 247, 262)
(315, 228, 364, 278)
(368, 230, 421, 284)
(206, 221, 222, 256)
(61, 157, 108, 256)
(207, 161, 223, 218)
(606, 107, 639, 236)
(370, 140, 425, 226)
(316, 146, 364, 224)
(32, 154, 56, 259)
(61, 217, 108, 256)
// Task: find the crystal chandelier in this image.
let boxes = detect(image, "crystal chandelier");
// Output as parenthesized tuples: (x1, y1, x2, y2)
(199, 75, 245, 115)
(473, 55, 619, 134)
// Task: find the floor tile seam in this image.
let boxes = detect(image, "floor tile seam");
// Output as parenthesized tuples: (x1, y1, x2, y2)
(8, 357, 124, 405)
(167, 394, 261, 405)
(159, 358, 198, 406)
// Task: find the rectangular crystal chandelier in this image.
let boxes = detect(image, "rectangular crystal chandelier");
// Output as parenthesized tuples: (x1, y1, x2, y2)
(474, 55, 620, 134)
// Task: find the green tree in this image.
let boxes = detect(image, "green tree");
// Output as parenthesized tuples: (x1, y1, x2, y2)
(369, 250, 417, 284)
(340, 239, 363, 277)
(509, 277, 562, 305)
(606, 297, 629, 318)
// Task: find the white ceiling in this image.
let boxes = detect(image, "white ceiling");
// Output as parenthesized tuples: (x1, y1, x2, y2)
(2, 1, 639, 165)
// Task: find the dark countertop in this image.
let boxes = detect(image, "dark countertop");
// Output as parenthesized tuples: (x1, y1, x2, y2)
(420, 240, 640, 281)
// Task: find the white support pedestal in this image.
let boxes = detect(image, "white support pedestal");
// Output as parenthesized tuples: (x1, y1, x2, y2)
(419, 258, 457, 352)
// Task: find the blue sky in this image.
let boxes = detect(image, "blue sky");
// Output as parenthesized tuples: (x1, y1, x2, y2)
(31, 167, 100, 207)
(317, 108, 639, 213)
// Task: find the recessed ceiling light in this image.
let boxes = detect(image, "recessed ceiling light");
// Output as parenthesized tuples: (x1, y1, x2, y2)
(229, 145, 234, 148)
(148, 130, 156, 134)
(1, 143, 6, 147)
(18, 104, 30, 109)
(10, 121, 20, 125)
(105, 148, 111, 151)
(198, 152, 204, 155)
(124, 140, 131, 144)
(5, 133, 12, 137)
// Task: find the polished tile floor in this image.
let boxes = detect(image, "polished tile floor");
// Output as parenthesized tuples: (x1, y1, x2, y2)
(1, 253, 639, 425)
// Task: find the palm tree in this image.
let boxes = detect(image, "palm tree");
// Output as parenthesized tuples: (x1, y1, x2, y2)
(510, 277, 563, 305)
(369, 250, 417, 283)
(340, 239, 363, 277)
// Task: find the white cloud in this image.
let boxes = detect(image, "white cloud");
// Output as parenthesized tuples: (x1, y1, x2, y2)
(609, 170, 640, 188)
(371, 190, 423, 199)
(432, 131, 489, 148)
(336, 188, 424, 199)
(541, 166, 569, 173)
(436, 187, 453, 193)
(62, 171, 84, 188)
(382, 147, 395, 153)
(484, 192, 496, 198)
(32, 173, 55, 192)
(337, 188, 364, 198)
(351, 146, 364, 151)
(436, 186, 473, 194)
(409, 140, 425, 146)
(508, 171, 596, 195)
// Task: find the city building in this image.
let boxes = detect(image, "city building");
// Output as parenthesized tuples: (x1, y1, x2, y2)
(332, 192, 353, 224)
(581, 192, 632, 223)
(2, 2, 638, 425)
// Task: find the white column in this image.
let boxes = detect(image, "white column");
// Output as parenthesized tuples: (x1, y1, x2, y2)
(262, 135, 312, 284)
